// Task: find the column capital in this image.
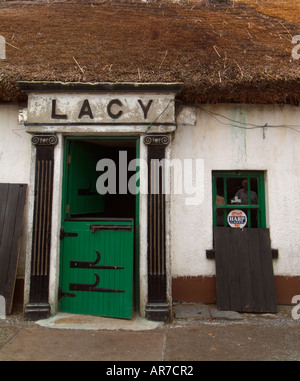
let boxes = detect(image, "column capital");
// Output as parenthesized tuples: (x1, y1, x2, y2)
(143, 134, 170, 146)
(32, 133, 58, 146)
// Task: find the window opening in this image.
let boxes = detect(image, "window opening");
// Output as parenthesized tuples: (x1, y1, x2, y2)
(212, 171, 265, 228)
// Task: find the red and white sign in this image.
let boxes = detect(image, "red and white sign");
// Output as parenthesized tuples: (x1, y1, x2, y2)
(227, 210, 247, 228)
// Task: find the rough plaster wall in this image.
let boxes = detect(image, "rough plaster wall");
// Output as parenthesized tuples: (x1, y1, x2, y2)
(0, 104, 32, 278)
(0, 104, 31, 183)
(171, 103, 300, 277)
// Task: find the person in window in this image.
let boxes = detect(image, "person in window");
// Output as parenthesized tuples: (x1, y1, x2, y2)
(234, 179, 258, 205)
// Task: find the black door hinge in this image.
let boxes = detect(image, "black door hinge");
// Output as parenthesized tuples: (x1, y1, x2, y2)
(58, 287, 76, 300)
(60, 227, 78, 240)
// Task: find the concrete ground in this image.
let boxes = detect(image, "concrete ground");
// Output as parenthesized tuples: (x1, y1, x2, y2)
(0, 303, 299, 362)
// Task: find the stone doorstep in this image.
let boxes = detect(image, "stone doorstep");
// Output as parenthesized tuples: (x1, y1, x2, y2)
(36, 312, 163, 331)
(210, 308, 243, 321)
(173, 304, 243, 321)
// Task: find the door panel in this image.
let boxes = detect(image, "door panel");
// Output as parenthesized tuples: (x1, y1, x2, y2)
(67, 141, 105, 217)
(60, 220, 134, 319)
(60, 139, 137, 319)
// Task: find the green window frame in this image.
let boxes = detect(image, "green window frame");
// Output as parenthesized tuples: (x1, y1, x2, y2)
(212, 170, 266, 228)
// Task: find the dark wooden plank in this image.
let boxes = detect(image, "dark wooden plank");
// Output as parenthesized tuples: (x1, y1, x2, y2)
(271, 249, 278, 259)
(214, 227, 231, 310)
(226, 228, 242, 311)
(0, 184, 27, 314)
(5, 185, 27, 314)
(206, 249, 215, 259)
(247, 228, 266, 312)
(234, 228, 254, 312)
(259, 229, 277, 313)
(0, 185, 19, 294)
(0, 184, 9, 245)
(206, 249, 278, 260)
(214, 227, 277, 313)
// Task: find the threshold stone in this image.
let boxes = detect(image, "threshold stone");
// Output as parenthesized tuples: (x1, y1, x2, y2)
(210, 308, 243, 320)
(174, 304, 243, 321)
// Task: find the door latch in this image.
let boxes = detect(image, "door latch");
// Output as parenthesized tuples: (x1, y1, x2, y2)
(60, 227, 78, 240)
(90, 224, 132, 233)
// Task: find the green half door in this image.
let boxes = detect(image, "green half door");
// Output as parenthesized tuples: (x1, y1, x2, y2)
(59, 139, 136, 319)
(60, 220, 134, 319)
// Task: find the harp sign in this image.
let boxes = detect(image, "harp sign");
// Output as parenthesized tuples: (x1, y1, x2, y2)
(227, 210, 247, 228)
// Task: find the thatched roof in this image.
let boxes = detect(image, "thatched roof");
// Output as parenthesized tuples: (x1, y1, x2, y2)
(1, 0, 300, 104)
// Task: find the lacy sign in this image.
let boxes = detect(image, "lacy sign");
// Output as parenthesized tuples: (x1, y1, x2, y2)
(26, 93, 176, 126)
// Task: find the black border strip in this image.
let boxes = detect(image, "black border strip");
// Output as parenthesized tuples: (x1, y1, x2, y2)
(25, 122, 176, 126)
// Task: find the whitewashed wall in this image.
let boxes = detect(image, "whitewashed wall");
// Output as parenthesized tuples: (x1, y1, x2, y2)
(0, 104, 31, 183)
(0, 104, 32, 277)
(171, 104, 300, 278)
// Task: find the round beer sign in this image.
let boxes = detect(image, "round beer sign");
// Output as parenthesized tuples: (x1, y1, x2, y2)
(227, 210, 247, 228)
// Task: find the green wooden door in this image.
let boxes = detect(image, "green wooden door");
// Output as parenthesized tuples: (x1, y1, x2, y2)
(65, 141, 106, 218)
(60, 220, 133, 319)
(59, 139, 135, 319)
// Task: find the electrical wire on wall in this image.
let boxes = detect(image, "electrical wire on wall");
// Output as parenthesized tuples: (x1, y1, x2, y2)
(196, 104, 300, 135)
(146, 98, 300, 136)
(146, 98, 174, 131)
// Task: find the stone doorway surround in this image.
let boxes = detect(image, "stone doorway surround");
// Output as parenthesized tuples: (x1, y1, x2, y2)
(17, 81, 182, 322)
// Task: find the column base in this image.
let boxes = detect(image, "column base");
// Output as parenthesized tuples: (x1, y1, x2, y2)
(24, 303, 51, 321)
(145, 302, 171, 322)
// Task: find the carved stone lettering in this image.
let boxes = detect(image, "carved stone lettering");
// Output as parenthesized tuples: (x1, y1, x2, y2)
(138, 99, 153, 119)
(51, 99, 68, 120)
(43, 96, 175, 125)
(107, 99, 123, 119)
(78, 99, 94, 119)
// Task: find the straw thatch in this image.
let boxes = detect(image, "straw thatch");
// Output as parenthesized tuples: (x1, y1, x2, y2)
(0, 0, 300, 104)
